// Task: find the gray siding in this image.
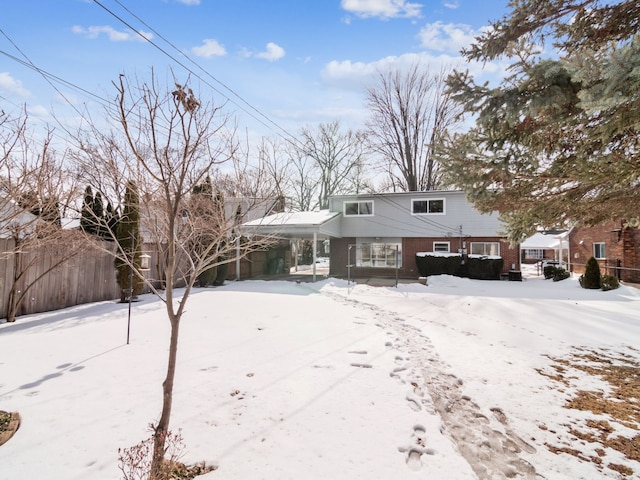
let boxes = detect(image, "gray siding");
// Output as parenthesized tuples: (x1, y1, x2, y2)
(330, 191, 504, 238)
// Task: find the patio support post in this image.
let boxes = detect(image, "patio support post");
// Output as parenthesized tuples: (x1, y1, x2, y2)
(236, 235, 240, 281)
(312, 231, 317, 282)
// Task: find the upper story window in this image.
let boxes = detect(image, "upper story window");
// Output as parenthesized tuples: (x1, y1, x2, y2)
(594, 242, 606, 259)
(412, 198, 445, 215)
(344, 200, 373, 216)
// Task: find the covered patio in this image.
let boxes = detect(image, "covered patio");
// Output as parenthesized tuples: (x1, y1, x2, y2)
(241, 210, 342, 282)
(520, 231, 570, 270)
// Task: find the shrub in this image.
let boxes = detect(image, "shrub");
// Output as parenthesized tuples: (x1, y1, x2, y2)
(552, 269, 570, 282)
(118, 428, 182, 480)
(543, 265, 558, 279)
(600, 275, 620, 291)
(197, 266, 217, 287)
(581, 256, 601, 289)
(118, 427, 214, 480)
(214, 261, 229, 286)
(415, 254, 462, 277)
(467, 256, 504, 280)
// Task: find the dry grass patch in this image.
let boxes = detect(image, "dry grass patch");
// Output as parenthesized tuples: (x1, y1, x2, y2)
(538, 347, 640, 477)
(0, 411, 10, 433)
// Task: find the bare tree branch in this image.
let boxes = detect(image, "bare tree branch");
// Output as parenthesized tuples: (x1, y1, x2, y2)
(365, 62, 461, 192)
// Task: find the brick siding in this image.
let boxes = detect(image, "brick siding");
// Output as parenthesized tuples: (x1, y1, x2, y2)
(569, 221, 640, 283)
(329, 236, 518, 279)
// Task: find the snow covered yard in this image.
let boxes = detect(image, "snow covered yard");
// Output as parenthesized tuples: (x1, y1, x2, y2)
(1, 271, 639, 479)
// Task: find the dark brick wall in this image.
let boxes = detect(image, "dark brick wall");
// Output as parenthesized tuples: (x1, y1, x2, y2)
(569, 221, 640, 282)
(329, 236, 518, 278)
(329, 237, 355, 277)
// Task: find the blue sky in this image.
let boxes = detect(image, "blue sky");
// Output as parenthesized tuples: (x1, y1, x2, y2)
(0, 0, 509, 142)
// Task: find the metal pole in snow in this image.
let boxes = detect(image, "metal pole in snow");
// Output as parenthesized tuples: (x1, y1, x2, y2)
(395, 245, 399, 288)
(126, 231, 134, 345)
(236, 235, 241, 281)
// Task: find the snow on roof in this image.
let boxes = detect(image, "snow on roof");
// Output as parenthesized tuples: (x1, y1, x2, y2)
(520, 232, 567, 250)
(243, 210, 339, 227)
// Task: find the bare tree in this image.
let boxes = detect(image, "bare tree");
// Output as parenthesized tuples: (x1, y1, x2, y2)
(288, 142, 321, 211)
(0, 109, 84, 322)
(73, 73, 276, 478)
(260, 121, 370, 212)
(365, 62, 461, 192)
(299, 120, 369, 209)
(257, 137, 292, 205)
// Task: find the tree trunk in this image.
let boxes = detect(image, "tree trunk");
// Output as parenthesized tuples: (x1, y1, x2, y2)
(150, 314, 181, 479)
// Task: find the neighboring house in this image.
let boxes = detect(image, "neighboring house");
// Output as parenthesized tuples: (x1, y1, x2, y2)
(244, 190, 519, 280)
(520, 231, 569, 265)
(568, 221, 640, 283)
(138, 195, 284, 285)
(0, 200, 40, 239)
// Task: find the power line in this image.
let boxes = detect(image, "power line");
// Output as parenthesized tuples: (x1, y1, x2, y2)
(0, 45, 173, 147)
(0, 29, 88, 138)
(1, 2, 302, 150)
(92, 0, 301, 147)
(376, 194, 464, 233)
(0, 50, 111, 109)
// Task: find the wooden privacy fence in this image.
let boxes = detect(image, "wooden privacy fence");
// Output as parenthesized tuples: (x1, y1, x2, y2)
(0, 236, 277, 321)
(0, 238, 122, 320)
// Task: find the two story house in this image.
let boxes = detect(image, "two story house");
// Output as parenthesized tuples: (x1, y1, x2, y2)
(243, 190, 518, 280)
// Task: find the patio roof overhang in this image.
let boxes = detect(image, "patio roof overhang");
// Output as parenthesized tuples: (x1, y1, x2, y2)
(520, 231, 569, 250)
(240, 210, 342, 240)
(240, 210, 342, 282)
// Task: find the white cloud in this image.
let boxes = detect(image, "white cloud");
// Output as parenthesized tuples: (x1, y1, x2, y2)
(341, 0, 422, 19)
(321, 51, 507, 90)
(418, 21, 482, 54)
(71, 25, 153, 42)
(255, 42, 286, 62)
(191, 39, 227, 58)
(0, 72, 30, 97)
(442, 0, 459, 9)
(176, 0, 200, 4)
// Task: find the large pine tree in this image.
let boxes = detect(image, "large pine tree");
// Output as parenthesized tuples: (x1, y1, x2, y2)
(191, 177, 218, 286)
(115, 181, 143, 296)
(105, 201, 118, 241)
(439, 0, 640, 241)
(92, 191, 105, 238)
(80, 186, 95, 235)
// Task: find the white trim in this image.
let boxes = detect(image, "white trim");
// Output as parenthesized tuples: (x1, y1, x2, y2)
(433, 241, 450, 252)
(470, 241, 500, 256)
(344, 200, 374, 217)
(524, 248, 544, 259)
(355, 238, 402, 268)
(593, 242, 606, 259)
(411, 198, 446, 215)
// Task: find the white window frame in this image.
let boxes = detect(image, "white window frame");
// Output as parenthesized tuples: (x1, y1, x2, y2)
(433, 241, 450, 252)
(593, 242, 606, 259)
(470, 242, 500, 256)
(525, 248, 544, 259)
(356, 242, 402, 268)
(411, 198, 445, 215)
(344, 200, 374, 217)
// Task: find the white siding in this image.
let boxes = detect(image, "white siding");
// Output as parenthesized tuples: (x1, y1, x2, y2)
(330, 191, 504, 238)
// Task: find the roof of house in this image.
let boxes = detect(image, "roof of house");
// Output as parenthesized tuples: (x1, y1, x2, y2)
(521, 232, 568, 250)
(330, 190, 465, 200)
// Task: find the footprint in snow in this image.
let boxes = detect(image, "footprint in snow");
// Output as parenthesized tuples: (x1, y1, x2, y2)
(398, 425, 436, 471)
